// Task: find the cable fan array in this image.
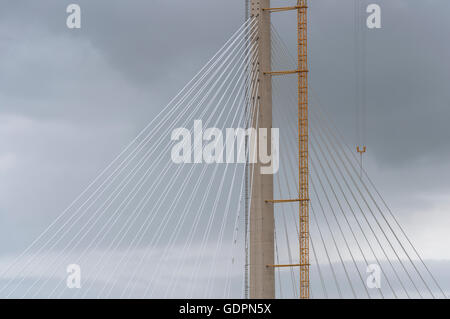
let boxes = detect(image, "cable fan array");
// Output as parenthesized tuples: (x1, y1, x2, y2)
(0, 16, 446, 300)
(271, 25, 446, 299)
(0, 18, 260, 299)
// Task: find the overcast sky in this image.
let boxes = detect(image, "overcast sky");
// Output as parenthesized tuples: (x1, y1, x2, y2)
(0, 0, 449, 298)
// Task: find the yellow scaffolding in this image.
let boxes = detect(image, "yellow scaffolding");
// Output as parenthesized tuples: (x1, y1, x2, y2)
(263, 1, 310, 299)
(297, 0, 310, 299)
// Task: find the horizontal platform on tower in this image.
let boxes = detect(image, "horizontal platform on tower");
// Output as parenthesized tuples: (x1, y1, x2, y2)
(265, 199, 309, 204)
(266, 264, 310, 268)
(264, 69, 308, 76)
(262, 6, 308, 13)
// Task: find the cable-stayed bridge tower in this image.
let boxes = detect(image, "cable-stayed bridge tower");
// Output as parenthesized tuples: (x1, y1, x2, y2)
(249, 0, 310, 299)
(249, 0, 275, 299)
(0, 1, 447, 300)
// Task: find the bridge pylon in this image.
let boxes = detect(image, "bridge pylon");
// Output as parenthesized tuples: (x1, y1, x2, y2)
(249, 0, 275, 299)
(249, 0, 310, 299)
